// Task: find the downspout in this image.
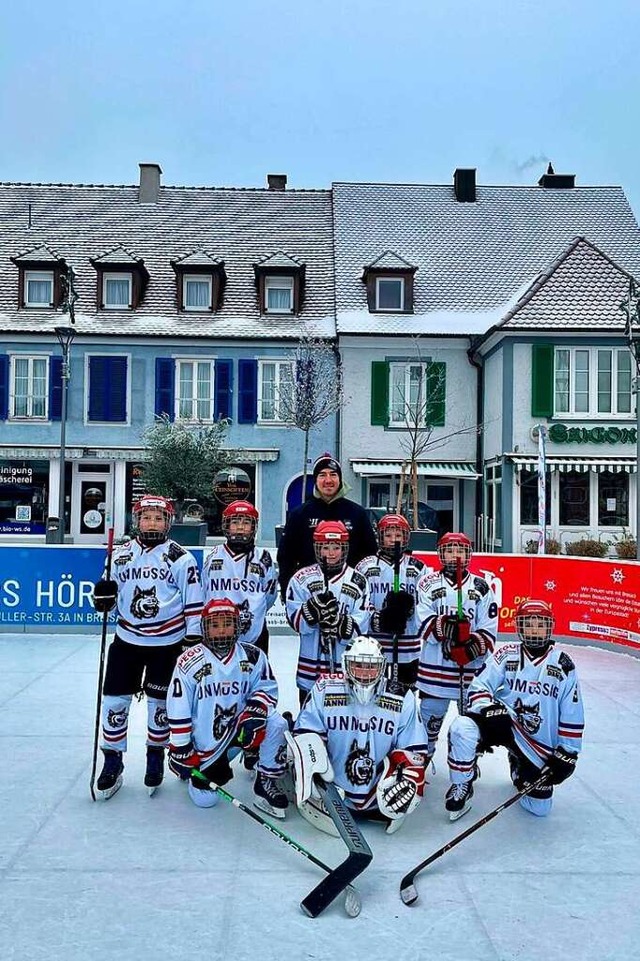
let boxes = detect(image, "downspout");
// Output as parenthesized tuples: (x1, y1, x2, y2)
(467, 337, 484, 526)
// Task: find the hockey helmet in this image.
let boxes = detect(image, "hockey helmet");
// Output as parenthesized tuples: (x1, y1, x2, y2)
(313, 520, 349, 572)
(342, 636, 386, 705)
(437, 532, 472, 573)
(202, 597, 241, 658)
(515, 599, 555, 651)
(132, 495, 174, 546)
(377, 512, 411, 557)
(222, 500, 258, 552)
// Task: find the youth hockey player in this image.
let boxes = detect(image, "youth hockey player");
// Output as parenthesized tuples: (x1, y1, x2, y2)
(356, 513, 425, 689)
(166, 597, 289, 818)
(285, 520, 368, 705)
(416, 533, 498, 762)
(290, 636, 429, 834)
(445, 599, 584, 820)
(91, 495, 203, 799)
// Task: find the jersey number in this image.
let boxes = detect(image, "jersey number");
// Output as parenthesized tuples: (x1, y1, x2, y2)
(488, 602, 498, 619)
(187, 566, 198, 585)
(172, 678, 183, 698)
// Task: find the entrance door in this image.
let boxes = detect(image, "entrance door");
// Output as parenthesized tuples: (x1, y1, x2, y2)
(71, 463, 113, 543)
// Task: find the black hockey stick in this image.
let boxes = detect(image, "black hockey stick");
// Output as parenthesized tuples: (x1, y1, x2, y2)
(390, 539, 402, 686)
(89, 527, 115, 802)
(300, 776, 373, 918)
(320, 558, 338, 673)
(400, 773, 550, 905)
(191, 770, 362, 918)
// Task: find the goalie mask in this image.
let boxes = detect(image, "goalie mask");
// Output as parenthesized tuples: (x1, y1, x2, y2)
(377, 513, 410, 561)
(313, 520, 349, 574)
(132, 495, 174, 546)
(202, 597, 240, 659)
(342, 636, 386, 705)
(437, 532, 472, 574)
(515, 599, 555, 652)
(222, 500, 258, 553)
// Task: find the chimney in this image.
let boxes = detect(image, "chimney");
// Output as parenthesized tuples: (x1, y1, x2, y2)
(538, 163, 575, 189)
(453, 168, 476, 202)
(139, 163, 162, 203)
(267, 173, 287, 191)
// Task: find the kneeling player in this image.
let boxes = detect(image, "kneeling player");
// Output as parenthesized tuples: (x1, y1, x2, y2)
(290, 636, 429, 834)
(445, 599, 584, 821)
(166, 598, 289, 818)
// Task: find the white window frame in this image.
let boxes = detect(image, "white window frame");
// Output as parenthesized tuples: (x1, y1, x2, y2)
(175, 358, 216, 422)
(257, 359, 293, 423)
(183, 274, 212, 312)
(9, 354, 49, 420)
(102, 272, 132, 310)
(389, 361, 428, 427)
(24, 270, 54, 308)
(554, 347, 633, 418)
(375, 276, 404, 312)
(83, 352, 132, 427)
(264, 276, 294, 314)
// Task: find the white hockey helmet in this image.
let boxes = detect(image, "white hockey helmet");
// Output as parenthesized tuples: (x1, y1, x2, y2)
(342, 636, 386, 705)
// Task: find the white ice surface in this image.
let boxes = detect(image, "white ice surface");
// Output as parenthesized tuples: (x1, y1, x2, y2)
(0, 634, 638, 961)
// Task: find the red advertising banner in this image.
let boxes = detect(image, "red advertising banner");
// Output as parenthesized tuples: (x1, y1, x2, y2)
(415, 553, 640, 652)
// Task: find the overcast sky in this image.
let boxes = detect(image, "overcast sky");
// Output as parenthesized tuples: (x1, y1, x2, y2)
(2, 0, 639, 216)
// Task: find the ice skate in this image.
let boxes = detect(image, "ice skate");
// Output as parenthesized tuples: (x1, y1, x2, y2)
(445, 781, 473, 821)
(96, 750, 124, 800)
(253, 771, 288, 819)
(145, 747, 165, 796)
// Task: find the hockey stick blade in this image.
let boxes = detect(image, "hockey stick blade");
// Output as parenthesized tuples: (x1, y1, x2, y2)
(300, 778, 373, 918)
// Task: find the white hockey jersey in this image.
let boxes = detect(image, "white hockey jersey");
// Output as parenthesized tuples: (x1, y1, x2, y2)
(295, 673, 429, 811)
(202, 544, 278, 643)
(109, 538, 203, 647)
(466, 642, 585, 768)
(355, 552, 426, 663)
(286, 563, 369, 691)
(167, 640, 279, 767)
(416, 569, 498, 699)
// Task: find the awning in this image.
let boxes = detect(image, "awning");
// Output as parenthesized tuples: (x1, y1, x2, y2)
(0, 446, 84, 460)
(350, 460, 480, 479)
(506, 454, 637, 474)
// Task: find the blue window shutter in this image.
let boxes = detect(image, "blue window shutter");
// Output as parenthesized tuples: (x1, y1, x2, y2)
(238, 359, 257, 424)
(155, 358, 175, 420)
(107, 357, 128, 422)
(49, 356, 63, 422)
(0, 355, 9, 420)
(214, 359, 233, 421)
(88, 357, 107, 421)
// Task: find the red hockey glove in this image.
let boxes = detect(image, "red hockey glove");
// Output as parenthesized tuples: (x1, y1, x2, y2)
(168, 741, 202, 780)
(235, 700, 268, 752)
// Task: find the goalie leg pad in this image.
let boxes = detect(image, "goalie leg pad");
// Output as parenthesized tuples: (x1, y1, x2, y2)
(297, 794, 341, 837)
(285, 730, 334, 805)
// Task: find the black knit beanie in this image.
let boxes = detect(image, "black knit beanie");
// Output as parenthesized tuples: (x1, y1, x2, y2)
(313, 453, 342, 484)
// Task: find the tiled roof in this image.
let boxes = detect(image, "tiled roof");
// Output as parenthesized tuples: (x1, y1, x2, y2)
(333, 182, 640, 335)
(171, 250, 223, 267)
(255, 250, 304, 269)
(365, 250, 416, 271)
(0, 183, 335, 339)
(11, 244, 63, 264)
(90, 244, 144, 266)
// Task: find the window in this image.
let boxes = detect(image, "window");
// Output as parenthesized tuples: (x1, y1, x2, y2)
(103, 273, 132, 309)
(375, 277, 404, 311)
(87, 356, 128, 423)
(597, 471, 629, 527)
(559, 471, 590, 526)
(183, 275, 212, 311)
(258, 360, 293, 422)
(24, 271, 53, 308)
(518, 469, 551, 525)
(555, 348, 632, 416)
(371, 359, 446, 428)
(10, 356, 48, 419)
(176, 360, 215, 421)
(265, 276, 294, 313)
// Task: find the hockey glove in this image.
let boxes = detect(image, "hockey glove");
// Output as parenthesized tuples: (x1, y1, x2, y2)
(92, 579, 118, 613)
(433, 614, 460, 646)
(235, 700, 268, 752)
(543, 745, 578, 785)
(168, 741, 202, 780)
(448, 631, 488, 667)
(337, 613, 355, 640)
(301, 593, 338, 627)
(376, 750, 426, 819)
(193, 752, 235, 791)
(380, 590, 415, 635)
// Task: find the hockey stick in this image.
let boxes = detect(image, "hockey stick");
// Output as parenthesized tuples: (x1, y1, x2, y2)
(456, 556, 466, 716)
(320, 558, 338, 673)
(89, 527, 115, 801)
(300, 776, 373, 918)
(399, 773, 550, 906)
(191, 770, 362, 918)
(390, 539, 402, 687)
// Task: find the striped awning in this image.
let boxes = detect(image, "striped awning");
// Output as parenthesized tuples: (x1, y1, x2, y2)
(507, 454, 637, 474)
(350, 460, 480, 479)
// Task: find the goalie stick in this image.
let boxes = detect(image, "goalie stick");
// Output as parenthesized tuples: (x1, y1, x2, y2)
(89, 527, 115, 802)
(300, 776, 373, 919)
(399, 773, 549, 905)
(191, 770, 362, 918)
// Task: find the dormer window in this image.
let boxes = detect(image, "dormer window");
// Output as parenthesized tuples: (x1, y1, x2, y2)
(362, 251, 417, 314)
(103, 272, 132, 309)
(26, 271, 54, 307)
(171, 251, 226, 313)
(254, 251, 305, 315)
(90, 245, 149, 311)
(10, 245, 66, 309)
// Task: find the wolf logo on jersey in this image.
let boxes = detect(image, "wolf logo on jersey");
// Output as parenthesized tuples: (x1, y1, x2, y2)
(130, 586, 160, 620)
(514, 697, 542, 735)
(213, 704, 237, 740)
(154, 705, 168, 728)
(237, 598, 253, 636)
(107, 708, 127, 728)
(345, 739, 375, 785)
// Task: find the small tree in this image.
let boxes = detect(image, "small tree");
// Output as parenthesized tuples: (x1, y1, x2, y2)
(277, 330, 344, 503)
(140, 415, 230, 521)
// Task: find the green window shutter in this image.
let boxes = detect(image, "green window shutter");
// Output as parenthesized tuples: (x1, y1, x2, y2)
(425, 361, 446, 426)
(531, 343, 554, 417)
(371, 361, 389, 425)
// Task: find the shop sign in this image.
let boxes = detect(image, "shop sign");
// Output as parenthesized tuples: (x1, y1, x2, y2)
(549, 424, 637, 444)
(212, 467, 252, 505)
(0, 464, 34, 485)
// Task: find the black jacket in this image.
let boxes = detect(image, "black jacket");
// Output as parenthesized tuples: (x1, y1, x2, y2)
(277, 494, 377, 597)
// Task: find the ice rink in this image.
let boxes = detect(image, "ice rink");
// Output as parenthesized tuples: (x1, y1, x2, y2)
(1, 632, 638, 961)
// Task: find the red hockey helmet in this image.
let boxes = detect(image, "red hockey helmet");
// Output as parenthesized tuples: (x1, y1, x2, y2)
(202, 597, 241, 658)
(515, 599, 555, 651)
(377, 513, 411, 556)
(222, 500, 259, 551)
(437, 532, 472, 573)
(313, 520, 349, 572)
(132, 495, 174, 545)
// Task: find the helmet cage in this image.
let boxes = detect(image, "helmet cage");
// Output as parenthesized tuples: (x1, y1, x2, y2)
(133, 496, 174, 546)
(342, 638, 386, 705)
(313, 522, 349, 572)
(515, 603, 554, 650)
(202, 599, 241, 658)
(222, 501, 258, 552)
(377, 514, 410, 558)
(437, 534, 472, 573)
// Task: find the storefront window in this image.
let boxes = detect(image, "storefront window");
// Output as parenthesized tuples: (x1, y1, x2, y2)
(519, 469, 551, 525)
(0, 460, 48, 534)
(597, 471, 629, 526)
(559, 471, 590, 526)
